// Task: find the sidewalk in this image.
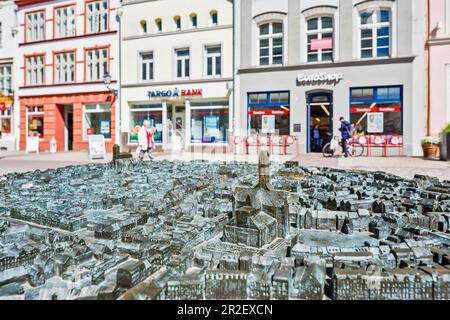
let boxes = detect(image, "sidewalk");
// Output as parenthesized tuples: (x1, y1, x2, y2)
(0, 150, 449, 180)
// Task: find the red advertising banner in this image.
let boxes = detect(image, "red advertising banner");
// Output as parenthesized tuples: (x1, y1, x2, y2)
(310, 38, 333, 51)
(0, 103, 6, 112)
(351, 106, 401, 113)
(248, 110, 289, 116)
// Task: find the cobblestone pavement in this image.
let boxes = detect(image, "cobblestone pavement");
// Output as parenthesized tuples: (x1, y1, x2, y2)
(0, 150, 449, 180)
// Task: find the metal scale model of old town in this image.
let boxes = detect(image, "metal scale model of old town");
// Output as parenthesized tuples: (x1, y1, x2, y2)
(0, 0, 449, 303)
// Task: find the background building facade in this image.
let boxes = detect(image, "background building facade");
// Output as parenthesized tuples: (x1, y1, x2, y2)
(120, 0, 233, 151)
(427, 0, 450, 136)
(234, 0, 427, 156)
(16, 0, 120, 153)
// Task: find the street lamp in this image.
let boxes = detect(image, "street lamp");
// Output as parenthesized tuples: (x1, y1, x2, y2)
(103, 72, 117, 97)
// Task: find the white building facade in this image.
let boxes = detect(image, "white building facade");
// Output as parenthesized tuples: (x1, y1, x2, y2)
(120, 0, 233, 151)
(15, 0, 120, 153)
(0, 1, 19, 151)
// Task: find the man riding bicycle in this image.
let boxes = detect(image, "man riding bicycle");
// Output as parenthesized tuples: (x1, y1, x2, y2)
(338, 116, 352, 158)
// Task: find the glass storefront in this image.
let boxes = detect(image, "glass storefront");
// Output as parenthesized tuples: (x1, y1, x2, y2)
(83, 103, 112, 140)
(0, 108, 12, 136)
(190, 101, 228, 143)
(27, 106, 44, 138)
(247, 91, 290, 135)
(350, 86, 402, 135)
(129, 104, 163, 143)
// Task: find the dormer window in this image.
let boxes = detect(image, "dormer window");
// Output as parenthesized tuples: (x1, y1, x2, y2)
(210, 10, 218, 26)
(155, 18, 162, 32)
(140, 20, 147, 34)
(174, 16, 181, 31)
(190, 13, 197, 29)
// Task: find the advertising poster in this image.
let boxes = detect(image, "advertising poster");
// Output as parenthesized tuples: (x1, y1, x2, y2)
(367, 112, 384, 133)
(261, 115, 275, 134)
(88, 135, 106, 159)
(100, 120, 110, 136)
(129, 126, 140, 144)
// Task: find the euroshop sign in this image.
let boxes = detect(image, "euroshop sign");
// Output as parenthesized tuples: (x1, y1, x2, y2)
(297, 72, 344, 85)
(148, 88, 203, 98)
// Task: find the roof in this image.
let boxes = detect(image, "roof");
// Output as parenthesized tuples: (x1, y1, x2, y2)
(235, 187, 287, 209)
(249, 212, 276, 230)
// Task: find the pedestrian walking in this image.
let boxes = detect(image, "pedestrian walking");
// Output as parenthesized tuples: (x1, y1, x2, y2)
(138, 120, 155, 161)
(313, 124, 321, 152)
(338, 116, 352, 158)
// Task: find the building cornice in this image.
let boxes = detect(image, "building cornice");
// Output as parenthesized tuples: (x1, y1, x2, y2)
(122, 77, 233, 89)
(123, 24, 232, 41)
(19, 31, 118, 47)
(15, 0, 52, 8)
(427, 37, 450, 46)
(237, 56, 416, 75)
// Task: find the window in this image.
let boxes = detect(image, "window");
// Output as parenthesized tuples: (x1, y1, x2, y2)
(54, 52, 75, 84)
(155, 18, 162, 32)
(129, 105, 163, 143)
(86, 48, 108, 81)
(359, 9, 391, 58)
(211, 10, 218, 26)
(140, 20, 147, 34)
(174, 16, 181, 30)
(258, 22, 283, 66)
(26, 11, 45, 42)
(141, 52, 154, 81)
(0, 65, 12, 94)
(27, 106, 44, 138)
(205, 46, 221, 77)
(83, 103, 111, 140)
(86, 0, 108, 34)
(175, 48, 190, 79)
(306, 16, 334, 62)
(55, 5, 76, 38)
(190, 14, 197, 29)
(26, 55, 45, 86)
(191, 102, 229, 144)
(0, 106, 12, 136)
(248, 91, 290, 136)
(350, 86, 402, 136)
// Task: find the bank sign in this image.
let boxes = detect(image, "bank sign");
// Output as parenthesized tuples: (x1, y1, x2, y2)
(148, 88, 203, 98)
(297, 72, 343, 85)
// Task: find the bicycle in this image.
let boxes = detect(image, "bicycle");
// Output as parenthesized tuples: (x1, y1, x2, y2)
(322, 135, 365, 158)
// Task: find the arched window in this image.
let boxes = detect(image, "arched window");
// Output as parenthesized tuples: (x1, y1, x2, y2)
(155, 18, 162, 32)
(174, 15, 181, 31)
(140, 19, 147, 34)
(306, 16, 334, 62)
(359, 9, 391, 58)
(190, 13, 197, 29)
(258, 22, 283, 66)
(210, 10, 218, 26)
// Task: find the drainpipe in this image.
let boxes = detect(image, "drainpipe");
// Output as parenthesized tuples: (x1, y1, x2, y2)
(426, 0, 431, 137)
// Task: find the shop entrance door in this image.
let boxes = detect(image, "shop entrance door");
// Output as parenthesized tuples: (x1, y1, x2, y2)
(170, 105, 185, 149)
(64, 105, 73, 151)
(307, 92, 333, 153)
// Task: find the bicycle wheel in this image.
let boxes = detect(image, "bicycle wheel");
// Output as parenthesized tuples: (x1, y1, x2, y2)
(349, 144, 365, 157)
(322, 143, 334, 157)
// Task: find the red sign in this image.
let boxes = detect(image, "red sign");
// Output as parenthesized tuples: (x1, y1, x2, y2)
(310, 38, 333, 51)
(351, 106, 401, 113)
(0, 103, 6, 112)
(87, 128, 94, 135)
(181, 89, 203, 96)
(248, 110, 289, 116)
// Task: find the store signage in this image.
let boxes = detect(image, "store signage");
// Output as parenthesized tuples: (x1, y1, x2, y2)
(311, 38, 333, 51)
(87, 128, 94, 136)
(88, 135, 106, 160)
(351, 106, 401, 113)
(0, 103, 5, 111)
(297, 72, 343, 85)
(148, 88, 203, 98)
(248, 110, 289, 116)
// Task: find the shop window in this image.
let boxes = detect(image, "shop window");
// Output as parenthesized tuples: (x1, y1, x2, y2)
(140, 20, 147, 34)
(54, 51, 75, 84)
(86, 0, 108, 34)
(26, 55, 45, 86)
(27, 106, 44, 138)
(258, 22, 283, 66)
(248, 91, 290, 136)
(0, 64, 12, 94)
(306, 16, 334, 62)
(83, 103, 111, 140)
(174, 16, 181, 31)
(210, 10, 218, 26)
(129, 105, 163, 144)
(86, 48, 108, 81)
(141, 52, 154, 81)
(0, 108, 12, 135)
(55, 5, 76, 38)
(26, 10, 45, 42)
(175, 48, 190, 79)
(191, 102, 228, 143)
(155, 18, 162, 32)
(350, 86, 402, 136)
(359, 9, 391, 58)
(190, 13, 197, 29)
(205, 46, 221, 77)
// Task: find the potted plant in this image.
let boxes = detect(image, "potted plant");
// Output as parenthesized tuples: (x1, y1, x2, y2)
(421, 137, 440, 159)
(439, 123, 450, 161)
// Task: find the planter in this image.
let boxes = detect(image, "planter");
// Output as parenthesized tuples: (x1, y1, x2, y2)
(422, 144, 439, 159)
(439, 132, 450, 161)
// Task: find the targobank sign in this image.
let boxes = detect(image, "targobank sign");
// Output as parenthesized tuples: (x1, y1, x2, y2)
(297, 72, 344, 85)
(148, 88, 203, 98)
